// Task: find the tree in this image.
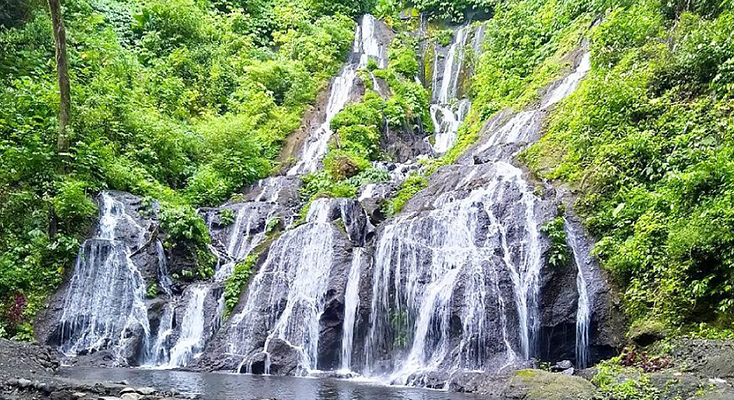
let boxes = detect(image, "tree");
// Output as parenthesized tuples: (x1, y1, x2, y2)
(47, 0, 71, 155)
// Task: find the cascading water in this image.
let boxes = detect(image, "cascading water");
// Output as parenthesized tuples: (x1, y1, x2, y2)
(364, 162, 545, 384)
(430, 24, 485, 154)
(58, 193, 155, 362)
(288, 15, 388, 175)
(228, 199, 369, 374)
(145, 181, 291, 368)
(168, 285, 209, 366)
(360, 52, 594, 384)
(341, 248, 366, 371)
(565, 219, 591, 369)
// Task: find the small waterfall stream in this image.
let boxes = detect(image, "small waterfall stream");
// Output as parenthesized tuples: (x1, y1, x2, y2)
(341, 248, 366, 371)
(288, 15, 388, 175)
(430, 24, 485, 154)
(565, 219, 592, 369)
(168, 285, 209, 366)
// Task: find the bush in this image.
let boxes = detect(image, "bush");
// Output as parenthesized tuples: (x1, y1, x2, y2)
(525, 4, 734, 326)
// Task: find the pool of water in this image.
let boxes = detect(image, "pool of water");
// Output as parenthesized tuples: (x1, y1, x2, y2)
(59, 367, 481, 400)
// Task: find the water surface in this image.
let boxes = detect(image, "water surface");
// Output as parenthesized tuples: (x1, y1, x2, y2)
(60, 367, 481, 400)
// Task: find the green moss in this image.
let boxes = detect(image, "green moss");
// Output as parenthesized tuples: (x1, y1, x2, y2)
(383, 174, 428, 217)
(513, 369, 598, 400)
(591, 359, 662, 400)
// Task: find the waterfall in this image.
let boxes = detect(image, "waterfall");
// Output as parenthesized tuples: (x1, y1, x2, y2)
(228, 199, 340, 372)
(168, 285, 209, 367)
(359, 52, 594, 383)
(227, 199, 370, 374)
(564, 219, 591, 369)
(542, 52, 591, 109)
(341, 248, 365, 371)
(58, 193, 154, 362)
(364, 162, 544, 382)
(287, 15, 388, 175)
(430, 24, 485, 154)
(147, 304, 174, 365)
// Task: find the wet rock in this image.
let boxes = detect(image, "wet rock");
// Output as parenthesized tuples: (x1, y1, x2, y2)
(263, 338, 305, 376)
(551, 360, 574, 372)
(34, 191, 164, 366)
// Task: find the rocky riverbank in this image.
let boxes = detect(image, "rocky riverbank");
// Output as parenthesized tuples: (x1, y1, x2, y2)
(0, 340, 189, 400)
(4, 337, 734, 400)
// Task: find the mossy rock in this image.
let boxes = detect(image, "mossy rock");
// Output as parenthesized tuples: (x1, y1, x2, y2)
(510, 369, 598, 400)
(628, 319, 668, 347)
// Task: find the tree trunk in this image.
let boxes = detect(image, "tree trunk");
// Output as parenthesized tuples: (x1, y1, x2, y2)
(48, 0, 71, 155)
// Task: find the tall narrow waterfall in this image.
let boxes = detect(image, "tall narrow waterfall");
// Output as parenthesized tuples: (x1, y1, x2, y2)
(430, 24, 485, 154)
(58, 193, 155, 362)
(288, 15, 388, 175)
(565, 219, 591, 369)
(341, 248, 366, 371)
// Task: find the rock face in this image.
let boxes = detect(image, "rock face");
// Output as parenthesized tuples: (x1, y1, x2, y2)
(670, 339, 734, 379)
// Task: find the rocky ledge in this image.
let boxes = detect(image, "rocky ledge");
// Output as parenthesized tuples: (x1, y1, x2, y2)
(0, 340, 186, 400)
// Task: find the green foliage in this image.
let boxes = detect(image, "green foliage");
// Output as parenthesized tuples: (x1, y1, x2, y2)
(159, 204, 210, 246)
(0, 0, 355, 330)
(219, 208, 236, 226)
(409, 0, 496, 22)
(300, 170, 359, 200)
(525, 2, 734, 326)
(383, 174, 428, 216)
(541, 217, 571, 269)
(435, 29, 453, 47)
(592, 358, 662, 400)
(146, 283, 159, 299)
(52, 179, 99, 233)
(223, 254, 256, 317)
(388, 34, 420, 79)
(266, 216, 282, 234)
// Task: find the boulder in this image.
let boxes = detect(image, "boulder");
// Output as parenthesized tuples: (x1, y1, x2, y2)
(507, 369, 598, 400)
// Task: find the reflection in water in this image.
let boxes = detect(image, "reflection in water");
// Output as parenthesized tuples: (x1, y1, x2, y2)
(60, 368, 480, 400)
